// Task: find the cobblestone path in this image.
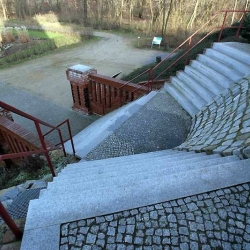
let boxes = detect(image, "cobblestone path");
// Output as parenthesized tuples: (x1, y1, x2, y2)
(60, 182, 250, 250)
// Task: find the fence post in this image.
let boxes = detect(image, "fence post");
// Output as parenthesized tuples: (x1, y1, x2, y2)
(66, 64, 97, 115)
(218, 11, 228, 42)
(0, 202, 23, 239)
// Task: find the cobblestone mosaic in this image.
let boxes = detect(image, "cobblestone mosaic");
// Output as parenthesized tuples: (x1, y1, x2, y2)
(176, 76, 250, 158)
(84, 93, 191, 161)
(60, 182, 250, 249)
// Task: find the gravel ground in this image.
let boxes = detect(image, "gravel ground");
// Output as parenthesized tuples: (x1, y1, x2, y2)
(0, 31, 170, 109)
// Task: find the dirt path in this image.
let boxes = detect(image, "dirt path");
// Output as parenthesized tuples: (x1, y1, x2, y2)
(0, 32, 170, 108)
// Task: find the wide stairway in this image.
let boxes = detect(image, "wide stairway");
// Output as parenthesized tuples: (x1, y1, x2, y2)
(22, 150, 250, 249)
(21, 42, 250, 249)
(164, 42, 250, 116)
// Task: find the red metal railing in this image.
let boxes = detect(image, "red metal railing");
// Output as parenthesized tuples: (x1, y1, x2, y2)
(149, 10, 250, 83)
(87, 10, 249, 115)
(0, 101, 75, 177)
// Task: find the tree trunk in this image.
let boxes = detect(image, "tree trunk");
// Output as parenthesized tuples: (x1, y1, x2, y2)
(0, 0, 7, 20)
(186, 0, 200, 29)
(162, 0, 173, 40)
(231, 0, 238, 25)
(83, 0, 88, 25)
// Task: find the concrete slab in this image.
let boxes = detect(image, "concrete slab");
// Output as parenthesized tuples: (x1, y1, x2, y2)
(21, 225, 59, 250)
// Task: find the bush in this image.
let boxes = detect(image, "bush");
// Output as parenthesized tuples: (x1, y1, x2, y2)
(16, 50, 28, 60)
(15, 26, 30, 43)
(241, 13, 250, 41)
(1, 27, 15, 43)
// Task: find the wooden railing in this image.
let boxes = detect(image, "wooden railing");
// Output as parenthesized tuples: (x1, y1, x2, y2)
(88, 74, 148, 115)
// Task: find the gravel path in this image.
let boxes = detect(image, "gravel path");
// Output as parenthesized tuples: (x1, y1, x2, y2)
(0, 31, 169, 109)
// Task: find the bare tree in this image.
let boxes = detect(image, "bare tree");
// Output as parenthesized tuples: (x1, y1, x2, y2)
(186, 0, 200, 29)
(0, 0, 7, 20)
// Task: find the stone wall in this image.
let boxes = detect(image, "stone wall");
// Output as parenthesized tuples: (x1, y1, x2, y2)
(176, 75, 250, 158)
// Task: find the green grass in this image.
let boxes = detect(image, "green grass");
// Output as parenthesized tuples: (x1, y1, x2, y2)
(0, 30, 98, 68)
(28, 30, 64, 39)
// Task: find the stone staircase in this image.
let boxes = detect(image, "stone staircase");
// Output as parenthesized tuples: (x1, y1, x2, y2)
(21, 150, 250, 250)
(164, 42, 250, 116)
(21, 42, 250, 249)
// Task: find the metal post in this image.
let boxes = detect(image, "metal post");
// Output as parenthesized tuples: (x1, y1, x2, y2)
(66, 119, 76, 156)
(185, 37, 192, 66)
(236, 13, 246, 39)
(0, 202, 23, 239)
(34, 121, 56, 177)
(218, 11, 228, 42)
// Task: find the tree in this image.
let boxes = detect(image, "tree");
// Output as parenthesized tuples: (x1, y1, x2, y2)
(0, 0, 7, 20)
(83, 0, 87, 24)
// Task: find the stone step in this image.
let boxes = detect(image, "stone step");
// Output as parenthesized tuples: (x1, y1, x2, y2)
(25, 158, 250, 230)
(44, 156, 238, 194)
(64, 91, 158, 158)
(204, 48, 250, 76)
(212, 42, 250, 66)
(184, 66, 224, 96)
(164, 83, 199, 116)
(171, 76, 207, 110)
(50, 153, 223, 184)
(176, 71, 215, 103)
(197, 54, 244, 82)
(58, 150, 204, 175)
(190, 60, 233, 89)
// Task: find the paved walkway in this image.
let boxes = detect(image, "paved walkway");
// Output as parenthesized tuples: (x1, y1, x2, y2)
(60, 182, 250, 250)
(0, 31, 169, 109)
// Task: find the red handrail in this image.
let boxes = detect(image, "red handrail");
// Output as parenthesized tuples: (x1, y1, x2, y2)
(150, 10, 249, 84)
(0, 101, 76, 177)
(94, 10, 250, 115)
(0, 202, 23, 240)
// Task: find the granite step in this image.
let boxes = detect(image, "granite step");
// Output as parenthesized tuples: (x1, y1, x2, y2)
(164, 82, 199, 117)
(212, 42, 250, 66)
(197, 54, 244, 82)
(204, 48, 250, 76)
(58, 150, 205, 175)
(170, 76, 207, 110)
(184, 65, 224, 96)
(176, 71, 215, 103)
(44, 155, 238, 194)
(25, 158, 250, 231)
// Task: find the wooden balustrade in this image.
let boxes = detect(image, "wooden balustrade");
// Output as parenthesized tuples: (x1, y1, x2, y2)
(88, 74, 148, 115)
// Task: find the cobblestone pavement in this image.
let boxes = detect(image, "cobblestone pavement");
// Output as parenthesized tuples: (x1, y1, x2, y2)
(177, 76, 250, 158)
(60, 182, 250, 249)
(84, 93, 191, 161)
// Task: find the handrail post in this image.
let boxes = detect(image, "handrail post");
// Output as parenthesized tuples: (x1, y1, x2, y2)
(34, 121, 56, 177)
(236, 12, 246, 39)
(185, 37, 192, 65)
(0, 202, 23, 239)
(66, 119, 76, 156)
(58, 129, 66, 156)
(218, 11, 228, 42)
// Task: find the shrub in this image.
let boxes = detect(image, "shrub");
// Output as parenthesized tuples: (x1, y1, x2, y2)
(1, 27, 15, 43)
(15, 26, 30, 43)
(241, 13, 250, 41)
(15, 50, 28, 60)
(5, 54, 16, 63)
